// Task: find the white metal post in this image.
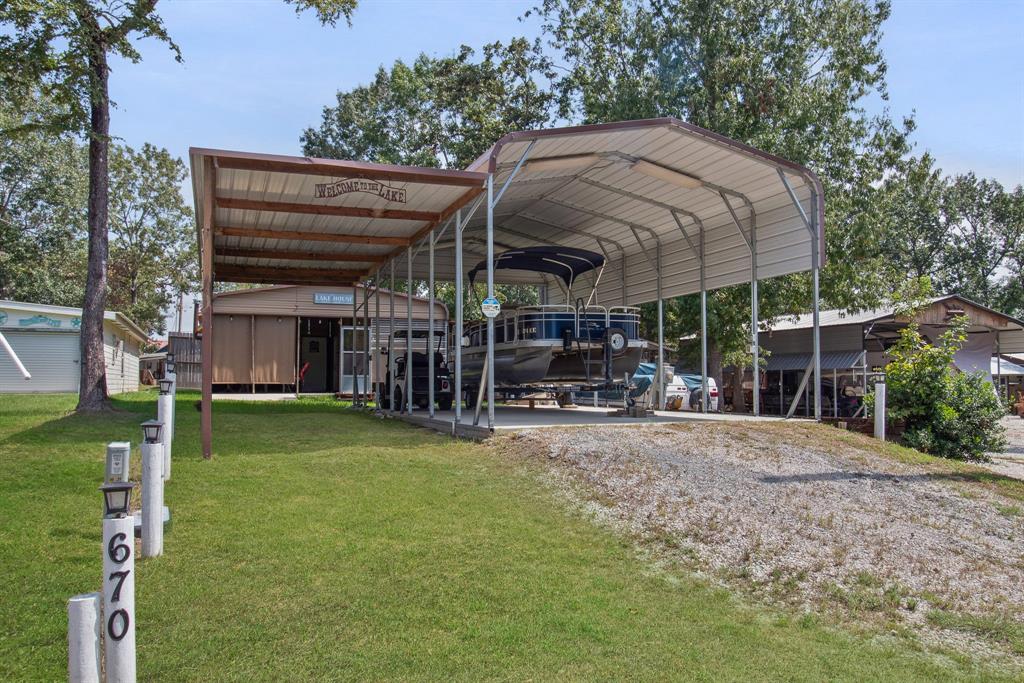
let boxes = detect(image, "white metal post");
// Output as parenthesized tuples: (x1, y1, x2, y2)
(874, 382, 886, 440)
(68, 593, 101, 683)
(363, 282, 370, 407)
(833, 368, 838, 418)
(751, 212, 760, 417)
(374, 281, 380, 407)
(700, 222, 708, 414)
(389, 260, 395, 412)
(455, 209, 463, 427)
(811, 189, 822, 420)
(141, 440, 164, 558)
(656, 248, 664, 411)
(406, 246, 414, 414)
(102, 515, 136, 683)
(486, 173, 496, 428)
(157, 392, 173, 481)
(428, 231, 435, 417)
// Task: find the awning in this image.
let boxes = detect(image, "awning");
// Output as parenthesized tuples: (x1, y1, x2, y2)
(467, 246, 605, 287)
(766, 351, 865, 372)
(993, 357, 1024, 376)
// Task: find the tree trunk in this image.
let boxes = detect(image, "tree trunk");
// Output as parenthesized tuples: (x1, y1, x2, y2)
(708, 346, 723, 413)
(76, 46, 111, 411)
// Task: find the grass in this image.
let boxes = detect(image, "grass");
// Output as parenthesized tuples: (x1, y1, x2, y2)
(0, 391, 1014, 680)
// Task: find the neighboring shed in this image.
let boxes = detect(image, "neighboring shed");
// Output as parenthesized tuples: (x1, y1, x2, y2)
(0, 300, 147, 394)
(760, 295, 1024, 415)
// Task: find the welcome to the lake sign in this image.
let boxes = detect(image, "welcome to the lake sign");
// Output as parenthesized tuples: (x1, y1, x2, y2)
(314, 178, 407, 203)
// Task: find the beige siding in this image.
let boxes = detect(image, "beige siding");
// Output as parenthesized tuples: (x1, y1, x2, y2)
(0, 330, 80, 392)
(213, 285, 447, 320)
(103, 323, 141, 394)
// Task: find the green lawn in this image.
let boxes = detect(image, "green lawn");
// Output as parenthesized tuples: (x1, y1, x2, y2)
(0, 391, 1007, 680)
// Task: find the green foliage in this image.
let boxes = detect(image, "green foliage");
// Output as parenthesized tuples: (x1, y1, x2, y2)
(302, 39, 557, 169)
(530, 0, 913, 365)
(0, 95, 88, 305)
(106, 143, 196, 334)
(884, 316, 1006, 460)
(880, 155, 1024, 317)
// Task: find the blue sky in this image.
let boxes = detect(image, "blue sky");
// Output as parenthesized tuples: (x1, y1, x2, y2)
(111, 0, 1023, 189)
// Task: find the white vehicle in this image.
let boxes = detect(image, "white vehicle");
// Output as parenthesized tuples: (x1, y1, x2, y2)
(664, 373, 719, 412)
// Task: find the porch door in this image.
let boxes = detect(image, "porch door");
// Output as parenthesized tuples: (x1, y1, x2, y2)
(340, 327, 370, 394)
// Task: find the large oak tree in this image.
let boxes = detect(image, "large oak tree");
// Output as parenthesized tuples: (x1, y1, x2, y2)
(0, 0, 357, 410)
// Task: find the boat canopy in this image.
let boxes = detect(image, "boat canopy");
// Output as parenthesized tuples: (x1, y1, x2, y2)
(468, 246, 605, 288)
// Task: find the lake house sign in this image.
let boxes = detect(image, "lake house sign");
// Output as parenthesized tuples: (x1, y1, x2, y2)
(314, 178, 407, 204)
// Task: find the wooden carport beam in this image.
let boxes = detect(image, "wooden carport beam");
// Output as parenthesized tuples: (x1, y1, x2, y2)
(216, 225, 409, 246)
(215, 247, 388, 263)
(214, 264, 368, 282)
(216, 197, 440, 222)
(210, 152, 487, 187)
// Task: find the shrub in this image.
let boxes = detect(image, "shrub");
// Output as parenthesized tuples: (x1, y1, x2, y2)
(883, 316, 1006, 460)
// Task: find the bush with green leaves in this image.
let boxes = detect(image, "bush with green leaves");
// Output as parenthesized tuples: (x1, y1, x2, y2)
(883, 316, 1006, 460)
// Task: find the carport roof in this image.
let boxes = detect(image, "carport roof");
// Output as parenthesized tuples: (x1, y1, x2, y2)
(190, 148, 487, 287)
(191, 118, 825, 304)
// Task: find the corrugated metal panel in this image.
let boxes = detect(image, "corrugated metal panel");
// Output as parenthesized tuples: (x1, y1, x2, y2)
(766, 350, 865, 372)
(0, 330, 80, 392)
(193, 119, 821, 304)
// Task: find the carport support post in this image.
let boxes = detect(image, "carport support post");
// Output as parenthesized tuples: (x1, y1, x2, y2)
(406, 246, 414, 414)
(657, 248, 664, 411)
(811, 188, 822, 421)
(454, 209, 463, 427)
(374, 281, 380, 408)
(428, 230, 435, 418)
(700, 224, 708, 414)
(363, 281, 370, 407)
(751, 218, 760, 417)
(486, 173, 495, 429)
(389, 260, 395, 413)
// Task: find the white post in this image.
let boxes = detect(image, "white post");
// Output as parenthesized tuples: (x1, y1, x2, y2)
(141, 441, 164, 558)
(406, 246, 414, 414)
(486, 173, 496, 428)
(873, 382, 886, 440)
(68, 593, 101, 683)
(454, 209, 464, 428)
(166, 368, 176, 445)
(428, 231, 435, 418)
(157, 392, 173, 481)
(102, 515, 136, 683)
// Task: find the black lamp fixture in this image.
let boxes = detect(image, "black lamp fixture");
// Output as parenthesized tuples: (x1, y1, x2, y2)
(165, 358, 176, 374)
(100, 481, 134, 518)
(158, 378, 173, 395)
(141, 419, 163, 444)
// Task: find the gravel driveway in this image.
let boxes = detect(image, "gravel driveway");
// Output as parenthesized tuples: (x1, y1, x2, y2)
(499, 422, 1024, 652)
(984, 415, 1024, 481)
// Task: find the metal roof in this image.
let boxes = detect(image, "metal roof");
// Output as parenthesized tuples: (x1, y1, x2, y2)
(189, 149, 488, 287)
(765, 295, 1024, 354)
(765, 350, 866, 372)
(191, 118, 823, 305)
(993, 357, 1024, 376)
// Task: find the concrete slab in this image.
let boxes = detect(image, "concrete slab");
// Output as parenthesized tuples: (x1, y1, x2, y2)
(392, 404, 784, 439)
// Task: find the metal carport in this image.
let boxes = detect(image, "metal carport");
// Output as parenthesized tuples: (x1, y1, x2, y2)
(191, 117, 824, 454)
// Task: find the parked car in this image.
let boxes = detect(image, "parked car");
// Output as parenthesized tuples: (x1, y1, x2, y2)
(665, 373, 720, 411)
